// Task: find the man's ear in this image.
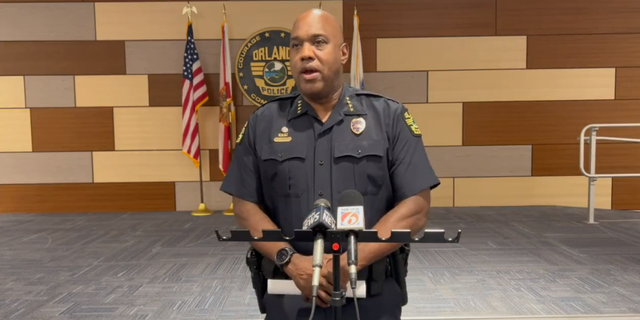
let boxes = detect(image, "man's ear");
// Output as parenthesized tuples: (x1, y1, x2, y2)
(340, 43, 349, 65)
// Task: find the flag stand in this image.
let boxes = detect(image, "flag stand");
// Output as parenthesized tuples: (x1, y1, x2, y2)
(223, 203, 233, 215)
(191, 145, 212, 216)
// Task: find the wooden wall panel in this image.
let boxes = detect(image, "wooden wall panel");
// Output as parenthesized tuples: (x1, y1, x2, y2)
(0, 109, 31, 152)
(429, 69, 615, 103)
(427, 146, 532, 178)
(528, 35, 640, 69)
(615, 68, 640, 100)
(378, 37, 526, 71)
(31, 108, 114, 152)
(341, 72, 427, 103)
(75, 75, 149, 107)
(0, 42, 125, 76)
(405, 103, 462, 146)
(497, 0, 640, 36)
(125, 40, 244, 75)
(0, 3, 94, 41)
(95, 1, 342, 40)
(175, 181, 230, 211)
(0, 152, 92, 184)
(455, 177, 612, 208)
(343, 38, 376, 73)
(114, 107, 181, 150)
(92, 150, 210, 183)
(612, 178, 640, 210)
(533, 144, 640, 177)
(430, 178, 454, 207)
(148, 74, 242, 107)
(343, 0, 496, 38)
(0, 183, 175, 214)
(197, 107, 221, 150)
(464, 100, 640, 145)
(25, 76, 75, 108)
(209, 149, 226, 182)
(0, 76, 25, 108)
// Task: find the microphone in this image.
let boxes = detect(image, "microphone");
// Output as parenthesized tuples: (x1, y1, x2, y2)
(336, 190, 365, 291)
(302, 198, 335, 299)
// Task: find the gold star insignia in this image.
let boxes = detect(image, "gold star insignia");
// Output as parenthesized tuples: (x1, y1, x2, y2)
(239, 72, 243, 77)
(243, 85, 248, 90)
(265, 32, 270, 37)
(281, 32, 285, 38)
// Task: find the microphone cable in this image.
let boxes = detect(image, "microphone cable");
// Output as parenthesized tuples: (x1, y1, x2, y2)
(308, 296, 317, 320)
(351, 280, 361, 320)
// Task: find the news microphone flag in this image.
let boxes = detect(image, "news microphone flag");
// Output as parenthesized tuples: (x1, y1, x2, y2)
(219, 14, 234, 176)
(350, 7, 364, 90)
(181, 21, 209, 168)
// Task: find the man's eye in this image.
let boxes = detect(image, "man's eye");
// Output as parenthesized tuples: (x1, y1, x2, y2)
(291, 43, 300, 48)
(315, 39, 326, 45)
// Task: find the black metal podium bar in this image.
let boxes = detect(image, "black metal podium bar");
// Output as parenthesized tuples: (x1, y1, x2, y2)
(215, 228, 462, 320)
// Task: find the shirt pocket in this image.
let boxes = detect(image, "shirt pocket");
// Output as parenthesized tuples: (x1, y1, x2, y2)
(260, 142, 308, 198)
(334, 139, 386, 196)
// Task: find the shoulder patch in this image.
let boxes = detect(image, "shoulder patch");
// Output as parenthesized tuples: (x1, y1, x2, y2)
(403, 111, 422, 137)
(236, 121, 248, 144)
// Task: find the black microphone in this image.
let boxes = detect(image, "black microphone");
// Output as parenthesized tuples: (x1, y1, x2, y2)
(336, 190, 365, 291)
(302, 198, 335, 299)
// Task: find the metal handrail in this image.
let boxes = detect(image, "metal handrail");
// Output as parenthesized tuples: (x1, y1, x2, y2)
(578, 123, 640, 224)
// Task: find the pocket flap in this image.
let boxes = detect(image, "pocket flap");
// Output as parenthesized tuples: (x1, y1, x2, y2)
(260, 142, 307, 162)
(334, 139, 384, 159)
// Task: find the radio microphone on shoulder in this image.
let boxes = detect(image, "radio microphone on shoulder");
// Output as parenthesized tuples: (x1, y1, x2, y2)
(302, 198, 335, 300)
(336, 189, 365, 291)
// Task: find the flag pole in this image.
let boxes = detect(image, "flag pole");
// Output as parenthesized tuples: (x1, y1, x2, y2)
(221, 3, 234, 216)
(183, 1, 212, 217)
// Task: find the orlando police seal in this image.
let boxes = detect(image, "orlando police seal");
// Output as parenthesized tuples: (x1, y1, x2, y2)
(235, 27, 296, 106)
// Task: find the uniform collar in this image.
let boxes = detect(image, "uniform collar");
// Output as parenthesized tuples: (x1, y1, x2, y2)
(287, 84, 367, 121)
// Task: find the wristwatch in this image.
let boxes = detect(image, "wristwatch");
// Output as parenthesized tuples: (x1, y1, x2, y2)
(275, 247, 296, 269)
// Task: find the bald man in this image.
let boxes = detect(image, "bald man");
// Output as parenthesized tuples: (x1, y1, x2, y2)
(221, 9, 440, 320)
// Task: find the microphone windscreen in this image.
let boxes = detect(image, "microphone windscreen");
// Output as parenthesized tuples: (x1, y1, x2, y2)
(337, 189, 364, 207)
(314, 198, 331, 209)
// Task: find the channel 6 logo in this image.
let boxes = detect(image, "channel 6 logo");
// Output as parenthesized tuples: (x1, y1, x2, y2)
(337, 206, 364, 229)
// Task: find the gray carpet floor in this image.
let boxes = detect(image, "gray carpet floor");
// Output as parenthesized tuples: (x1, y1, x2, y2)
(1, 206, 640, 320)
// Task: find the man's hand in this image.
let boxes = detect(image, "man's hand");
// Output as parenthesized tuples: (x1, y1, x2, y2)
(284, 254, 333, 308)
(320, 254, 350, 294)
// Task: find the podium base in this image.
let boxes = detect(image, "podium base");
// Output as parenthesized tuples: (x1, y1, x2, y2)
(223, 203, 234, 216)
(191, 203, 212, 216)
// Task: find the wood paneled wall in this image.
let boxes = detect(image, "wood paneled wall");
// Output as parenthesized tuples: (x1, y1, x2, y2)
(0, 0, 639, 213)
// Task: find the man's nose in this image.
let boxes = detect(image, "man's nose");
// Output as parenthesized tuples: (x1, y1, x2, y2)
(300, 42, 315, 60)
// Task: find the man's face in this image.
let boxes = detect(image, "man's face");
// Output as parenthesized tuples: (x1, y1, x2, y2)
(290, 13, 348, 99)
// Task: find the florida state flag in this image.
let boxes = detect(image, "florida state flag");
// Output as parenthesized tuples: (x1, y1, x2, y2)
(218, 16, 234, 175)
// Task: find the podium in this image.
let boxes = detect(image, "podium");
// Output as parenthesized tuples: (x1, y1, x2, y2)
(215, 228, 462, 320)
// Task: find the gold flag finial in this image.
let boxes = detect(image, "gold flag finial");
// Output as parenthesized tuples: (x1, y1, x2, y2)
(182, 1, 198, 22)
(354, 2, 357, 14)
(222, 3, 227, 21)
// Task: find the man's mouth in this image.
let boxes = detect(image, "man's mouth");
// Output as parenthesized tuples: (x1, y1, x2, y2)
(301, 67, 320, 80)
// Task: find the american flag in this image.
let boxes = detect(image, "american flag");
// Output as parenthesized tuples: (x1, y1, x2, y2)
(182, 22, 209, 168)
(218, 16, 234, 176)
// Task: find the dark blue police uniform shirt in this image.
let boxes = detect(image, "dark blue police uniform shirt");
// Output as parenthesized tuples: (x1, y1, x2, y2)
(220, 84, 440, 256)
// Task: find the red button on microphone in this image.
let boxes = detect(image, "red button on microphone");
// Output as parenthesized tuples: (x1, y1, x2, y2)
(332, 243, 340, 251)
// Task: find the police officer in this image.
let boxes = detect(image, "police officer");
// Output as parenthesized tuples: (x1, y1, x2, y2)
(220, 8, 440, 320)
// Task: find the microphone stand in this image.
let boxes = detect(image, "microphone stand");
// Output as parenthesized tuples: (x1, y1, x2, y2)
(215, 228, 462, 320)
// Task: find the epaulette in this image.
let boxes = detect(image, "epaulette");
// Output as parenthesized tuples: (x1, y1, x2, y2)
(236, 91, 300, 145)
(352, 88, 401, 105)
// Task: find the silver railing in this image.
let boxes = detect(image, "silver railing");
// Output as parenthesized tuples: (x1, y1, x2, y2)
(579, 123, 640, 224)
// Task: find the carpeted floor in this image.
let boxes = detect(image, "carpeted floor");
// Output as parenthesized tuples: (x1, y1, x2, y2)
(1, 206, 640, 320)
